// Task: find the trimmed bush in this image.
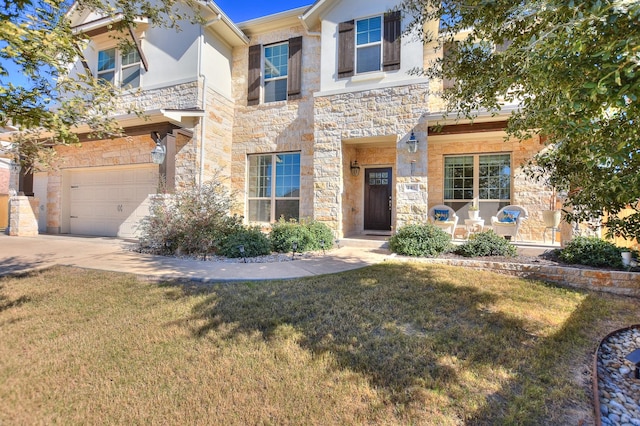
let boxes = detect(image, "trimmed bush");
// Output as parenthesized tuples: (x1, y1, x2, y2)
(455, 230, 517, 257)
(559, 236, 622, 268)
(269, 218, 334, 253)
(389, 224, 452, 257)
(220, 227, 271, 258)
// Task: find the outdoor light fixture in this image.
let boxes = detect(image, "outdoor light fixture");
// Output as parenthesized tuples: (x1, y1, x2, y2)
(319, 239, 325, 255)
(238, 245, 246, 263)
(291, 241, 298, 260)
(150, 131, 166, 164)
(626, 348, 640, 379)
(406, 131, 418, 153)
(350, 160, 361, 177)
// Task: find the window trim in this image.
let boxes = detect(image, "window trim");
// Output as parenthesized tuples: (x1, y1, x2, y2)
(247, 152, 301, 223)
(263, 41, 289, 103)
(355, 15, 383, 74)
(443, 153, 512, 204)
(96, 46, 142, 88)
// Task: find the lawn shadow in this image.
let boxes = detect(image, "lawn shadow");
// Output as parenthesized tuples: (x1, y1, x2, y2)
(0, 256, 51, 278)
(177, 262, 582, 419)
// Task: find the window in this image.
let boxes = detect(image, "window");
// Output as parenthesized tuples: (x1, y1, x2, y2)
(356, 16, 382, 73)
(247, 153, 300, 222)
(97, 48, 116, 84)
(97, 47, 141, 88)
(444, 154, 511, 201)
(264, 43, 289, 103)
(338, 11, 401, 79)
(247, 37, 302, 106)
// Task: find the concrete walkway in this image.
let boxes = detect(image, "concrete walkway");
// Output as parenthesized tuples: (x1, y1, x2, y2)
(0, 234, 553, 282)
(0, 234, 392, 282)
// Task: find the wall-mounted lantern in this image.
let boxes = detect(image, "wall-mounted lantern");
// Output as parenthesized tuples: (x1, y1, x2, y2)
(150, 131, 166, 164)
(350, 160, 361, 177)
(406, 132, 419, 153)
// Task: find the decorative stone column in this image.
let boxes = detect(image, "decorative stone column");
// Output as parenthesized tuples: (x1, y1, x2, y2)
(7, 195, 39, 236)
(395, 132, 428, 231)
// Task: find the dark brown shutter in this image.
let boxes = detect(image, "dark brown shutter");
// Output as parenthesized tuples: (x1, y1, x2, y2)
(383, 11, 401, 71)
(247, 44, 261, 106)
(287, 36, 303, 99)
(337, 20, 354, 79)
(442, 42, 455, 90)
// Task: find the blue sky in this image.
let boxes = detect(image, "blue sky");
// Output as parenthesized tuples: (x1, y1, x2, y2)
(215, 0, 313, 23)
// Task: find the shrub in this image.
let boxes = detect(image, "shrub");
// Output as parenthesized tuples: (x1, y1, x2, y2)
(559, 236, 622, 268)
(455, 230, 517, 257)
(389, 223, 452, 257)
(269, 218, 334, 253)
(138, 178, 243, 257)
(219, 227, 271, 258)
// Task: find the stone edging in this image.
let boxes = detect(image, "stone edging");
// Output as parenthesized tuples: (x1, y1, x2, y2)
(401, 257, 640, 297)
(592, 325, 640, 426)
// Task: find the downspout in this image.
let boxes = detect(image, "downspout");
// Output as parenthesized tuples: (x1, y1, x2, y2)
(198, 26, 207, 188)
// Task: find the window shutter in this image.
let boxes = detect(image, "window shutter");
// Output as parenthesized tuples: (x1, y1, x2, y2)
(383, 11, 401, 71)
(287, 36, 303, 99)
(442, 42, 455, 90)
(337, 20, 354, 79)
(247, 44, 262, 106)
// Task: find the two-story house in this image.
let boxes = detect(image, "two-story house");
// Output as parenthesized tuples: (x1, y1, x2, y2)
(28, 0, 550, 242)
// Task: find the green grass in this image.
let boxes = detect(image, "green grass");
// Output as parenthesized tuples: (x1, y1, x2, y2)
(0, 264, 638, 425)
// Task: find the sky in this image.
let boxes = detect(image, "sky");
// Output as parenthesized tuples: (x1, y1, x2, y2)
(214, 0, 313, 23)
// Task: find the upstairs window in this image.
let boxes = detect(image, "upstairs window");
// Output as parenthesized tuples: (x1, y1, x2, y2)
(247, 37, 303, 106)
(356, 16, 382, 73)
(97, 48, 116, 84)
(264, 43, 289, 103)
(338, 11, 401, 79)
(97, 47, 141, 88)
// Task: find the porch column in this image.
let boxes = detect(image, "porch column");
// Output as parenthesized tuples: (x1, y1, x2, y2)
(395, 131, 428, 231)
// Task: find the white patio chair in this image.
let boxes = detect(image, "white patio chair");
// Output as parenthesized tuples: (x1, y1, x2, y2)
(491, 205, 529, 241)
(428, 204, 459, 237)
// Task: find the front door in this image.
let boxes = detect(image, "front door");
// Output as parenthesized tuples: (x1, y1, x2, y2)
(364, 167, 392, 231)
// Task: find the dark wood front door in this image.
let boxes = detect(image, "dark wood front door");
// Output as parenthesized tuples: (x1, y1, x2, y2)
(364, 167, 392, 231)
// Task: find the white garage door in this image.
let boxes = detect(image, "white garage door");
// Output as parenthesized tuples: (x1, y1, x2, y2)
(69, 165, 159, 238)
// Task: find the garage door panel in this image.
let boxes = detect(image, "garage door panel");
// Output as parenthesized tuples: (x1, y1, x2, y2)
(69, 165, 158, 238)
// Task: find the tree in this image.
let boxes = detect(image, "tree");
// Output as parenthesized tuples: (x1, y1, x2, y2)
(400, 0, 640, 240)
(0, 0, 198, 171)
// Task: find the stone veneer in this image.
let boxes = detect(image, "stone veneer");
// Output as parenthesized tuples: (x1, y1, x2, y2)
(314, 83, 431, 237)
(115, 81, 200, 115)
(8, 196, 38, 236)
(427, 133, 548, 242)
(230, 25, 319, 220)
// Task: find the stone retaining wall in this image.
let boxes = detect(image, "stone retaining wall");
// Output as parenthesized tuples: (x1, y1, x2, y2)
(417, 258, 640, 297)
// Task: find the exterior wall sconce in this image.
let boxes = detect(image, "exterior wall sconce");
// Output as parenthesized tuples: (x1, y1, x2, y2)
(350, 160, 361, 177)
(406, 131, 418, 153)
(150, 131, 166, 164)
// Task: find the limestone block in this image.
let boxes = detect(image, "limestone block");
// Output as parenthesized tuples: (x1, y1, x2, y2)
(8, 196, 38, 236)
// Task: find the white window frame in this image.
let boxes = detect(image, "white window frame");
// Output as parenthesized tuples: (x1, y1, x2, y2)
(97, 47, 141, 88)
(355, 15, 383, 74)
(444, 153, 512, 204)
(247, 152, 301, 223)
(262, 42, 288, 103)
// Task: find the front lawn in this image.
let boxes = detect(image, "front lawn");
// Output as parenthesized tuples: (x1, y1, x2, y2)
(1, 265, 638, 424)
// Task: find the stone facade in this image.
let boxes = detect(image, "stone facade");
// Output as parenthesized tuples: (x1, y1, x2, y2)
(314, 83, 430, 237)
(427, 133, 548, 242)
(115, 81, 200, 115)
(8, 196, 38, 236)
(230, 25, 319, 220)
